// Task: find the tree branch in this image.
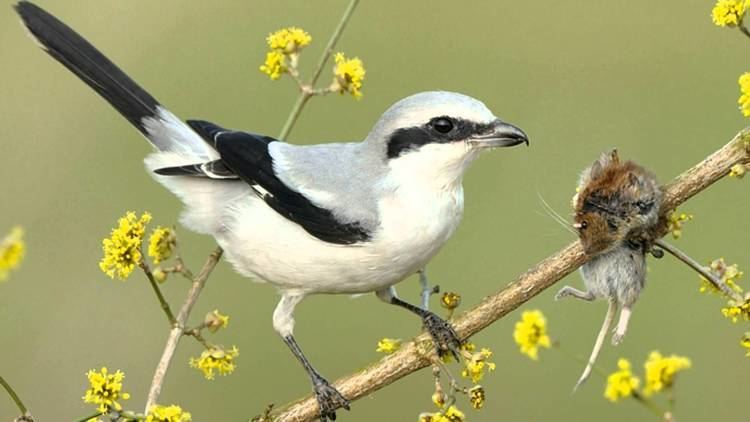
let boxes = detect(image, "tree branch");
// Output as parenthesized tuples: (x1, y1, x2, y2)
(270, 130, 750, 421)
(144, 246, 223, 412)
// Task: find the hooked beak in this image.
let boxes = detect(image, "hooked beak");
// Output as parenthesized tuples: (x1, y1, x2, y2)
(468, 119, 529, 149)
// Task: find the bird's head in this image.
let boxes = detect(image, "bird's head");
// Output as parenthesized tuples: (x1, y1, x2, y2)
(366, 91, 528, 188)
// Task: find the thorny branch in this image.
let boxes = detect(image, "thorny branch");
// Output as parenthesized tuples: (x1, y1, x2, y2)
(144, 246, 223, 412)
(269, 131, 750, 421)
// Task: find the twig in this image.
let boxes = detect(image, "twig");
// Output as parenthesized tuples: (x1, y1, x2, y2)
(74, 412, 102, 422)
(140, 261, 177, 325)
(739, 20, 750, 40)
(144, 246, 223, 412)
(0, 375, 29, 418)
(654, 239, 744, 302)
(277, 0, 360, 140)
(270, 130, 750, 421)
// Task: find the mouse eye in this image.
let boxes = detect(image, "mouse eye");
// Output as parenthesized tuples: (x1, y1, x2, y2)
(430, 117, 454, 134)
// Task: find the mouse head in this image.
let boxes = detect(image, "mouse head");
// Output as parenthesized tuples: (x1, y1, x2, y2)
(574, 209, 629, 256)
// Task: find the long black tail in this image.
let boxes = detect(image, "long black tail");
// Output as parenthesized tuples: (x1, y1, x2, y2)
(14, 1, 161, 136)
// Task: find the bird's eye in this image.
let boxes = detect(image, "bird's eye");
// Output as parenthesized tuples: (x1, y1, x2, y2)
(431, 118, 454, 134)
(580, 221, 588, 230)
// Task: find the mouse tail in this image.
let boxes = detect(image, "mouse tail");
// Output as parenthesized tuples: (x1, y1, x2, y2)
(573, 299, 618, 392)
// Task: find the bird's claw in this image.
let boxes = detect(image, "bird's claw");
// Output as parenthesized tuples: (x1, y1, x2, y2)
(312, 375, 350, 421)
(422, 311, 462, 360)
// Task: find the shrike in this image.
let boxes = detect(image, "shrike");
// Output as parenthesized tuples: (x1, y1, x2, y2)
(16, 2, 529, 420)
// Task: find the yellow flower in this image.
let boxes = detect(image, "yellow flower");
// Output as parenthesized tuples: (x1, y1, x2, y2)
(700, 258, 743, 296)
(468, 385, 485, 410)
(148, 227, 175, 264)
(418, 405, 466, 422)
(99, 211, 151, 280)
(146, 404, 192, 422)
(604, 359, 640, 403)
(442, 405, 465, 422)
(189, 346, 239, 380)
(642, 351, 691, 396)
(0, 226, 25, 281)
(666, 211, 692, 240)
(729, 163, 747, 178)
(82, 367, 131, 413)
(739, 72, 750, 117)
(260, 50, 287, 80)
(266, 27, 311, 53)
(712, 0, 748, 27)
(431, 391, 446, 409)
(461, 347, 496, 383)
(332, 52, 365, 99)
(440, 342, 476, 364)
(376, 338, 402, 354)
(741, 333, 750, 356)
(204, 309, 230, 333)
(440, 292, 462, 310)
(721, 298, 750, 322)
(513, 309, 552, 360)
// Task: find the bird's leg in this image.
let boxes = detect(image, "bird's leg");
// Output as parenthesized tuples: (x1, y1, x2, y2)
(273, 295, 349, 421)
(376, 287, 462, 360)
(417, 267, 440, 310)
(554, 286, 596, 301)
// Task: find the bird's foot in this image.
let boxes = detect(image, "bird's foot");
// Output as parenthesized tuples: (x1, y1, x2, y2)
(422, 311, 462, 360)
(312, 375, 350, 421)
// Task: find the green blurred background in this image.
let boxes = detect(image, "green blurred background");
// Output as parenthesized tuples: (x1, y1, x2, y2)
(1, 1, 748, 420)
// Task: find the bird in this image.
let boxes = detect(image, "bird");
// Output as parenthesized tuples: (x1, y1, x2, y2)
(14, 2, 529, 420)
(555, 149, 661, 390)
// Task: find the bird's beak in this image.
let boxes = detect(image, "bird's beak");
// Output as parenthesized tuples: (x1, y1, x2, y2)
(468, 119, 529, 149)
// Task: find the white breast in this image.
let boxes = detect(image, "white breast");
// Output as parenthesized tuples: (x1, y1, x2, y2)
(213, 182, 464, 296)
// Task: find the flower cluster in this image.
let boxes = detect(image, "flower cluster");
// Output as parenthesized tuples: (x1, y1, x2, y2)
(418, 405, 466, 422)
(666, 210, 692, 240)
(440, 292, 462, 310)
(712, 0, 748, 27)
(605, 352, 691, 403)
(700, 258, 744, 296)
(742, 333, 750, 356)
(642, 351, 692, 396)
(376, 337, 402, 354)
(146, 404, 192, 422)
(331, 53, 365, 99)
(266, 27, 311, 53)
(739, 72, 750, 117)
(259, 27, 312, 80)
(148, 226, 176, 264)
(205, 309, 230, 333)
(513, 309, 552, 360)
(259, 27, 366, 99)
(99, 211, 151, 280)
(82, 367, 131, 413)
(467, 385, 485, 410)
(189, 346, 240, 380)
(604, 359, 640, 402)
(729, 163, 748, 178)
(0, 226, 25, 281)
(722, 297, 750, 322)
(460, 345, 496, 383)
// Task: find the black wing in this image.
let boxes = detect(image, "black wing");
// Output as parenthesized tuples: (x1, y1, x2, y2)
(155, 120, 371, 245)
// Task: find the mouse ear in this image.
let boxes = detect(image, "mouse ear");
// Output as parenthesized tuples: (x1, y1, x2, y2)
(609, 149, 620, 164)
(589, 160, 603, 179)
